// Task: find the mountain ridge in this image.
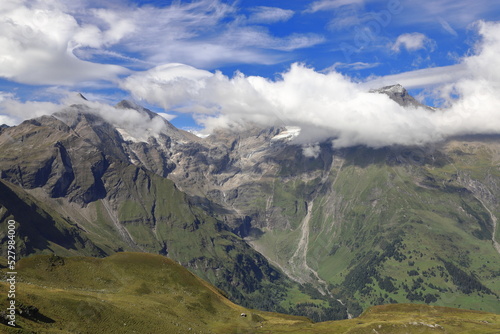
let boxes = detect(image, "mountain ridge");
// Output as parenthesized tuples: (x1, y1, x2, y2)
(0, 86, 499, 320)
(0, 105, 343, 318)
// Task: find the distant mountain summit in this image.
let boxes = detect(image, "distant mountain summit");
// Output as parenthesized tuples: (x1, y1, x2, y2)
(115, 99, 200, 143)
(370, 84, 435, 110)
(116, 99, 157, 118)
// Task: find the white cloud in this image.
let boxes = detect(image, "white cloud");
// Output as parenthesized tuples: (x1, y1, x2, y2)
(305, 0, 364, 13)
(394, 0, 500, 29)
(1, 0, 498, 150)
(438, 18, 458, 36)
(215, 27, 324, 53)
(324, 62, 381, 72)
(0, 115, 17, 126)
(391, 33, 434, 53)
(0, 95, 62, 125)
(248, 6, 294, 24)
(124, 2, 322, 67)
(327, 12, 362, 30)
(60, 95, 170, 142)
(0, 0, 129, 85)
(121, 63, 214, 112)
(364, 64, 468, 89)
(0, 90, 174, 140)
(121, 21, 500, 148)
(302, 144, 321, 158)
(157, 112, 176, 122)
(121, 62, 440, 147)
(0, 0, 323, 86)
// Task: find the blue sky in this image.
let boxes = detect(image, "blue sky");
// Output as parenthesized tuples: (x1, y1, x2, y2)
(1, 0, 500, 147)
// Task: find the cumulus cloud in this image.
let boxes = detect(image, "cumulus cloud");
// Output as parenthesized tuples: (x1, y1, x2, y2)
(121, 21, 500, 148)
(302, 144, 322, 158)
(0, 94, 63, 125)
(60, 95, 170, 142)
(122, 62, 439, 147)
(0, 0, 129, 85)
(391, 33, 434, 53)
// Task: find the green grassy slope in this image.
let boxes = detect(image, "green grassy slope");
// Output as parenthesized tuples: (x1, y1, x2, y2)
(97, 163, 322, 314)
(0, 169, 312, 315)
(0, 253, 310, 334)
(0, 180, 105, 258)
(0, 253, 498, 334)
(251, 142, 500, 316)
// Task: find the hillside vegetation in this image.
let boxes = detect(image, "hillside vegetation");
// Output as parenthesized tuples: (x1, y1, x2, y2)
(0, 253, 499, 334)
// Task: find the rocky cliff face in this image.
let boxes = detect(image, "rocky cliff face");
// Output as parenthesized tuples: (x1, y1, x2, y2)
(0, 104, 323, 316)
(0, 89, 499, 317)
(155, 94, 500, 315)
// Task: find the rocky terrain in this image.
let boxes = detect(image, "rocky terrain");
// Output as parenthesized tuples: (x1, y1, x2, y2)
(0, 86, 499, 319)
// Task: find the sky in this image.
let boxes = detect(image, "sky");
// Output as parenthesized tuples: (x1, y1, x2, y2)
(1, 0, 500, 148)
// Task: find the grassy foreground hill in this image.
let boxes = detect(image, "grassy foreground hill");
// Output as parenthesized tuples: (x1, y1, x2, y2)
(0, 253, 499, 334)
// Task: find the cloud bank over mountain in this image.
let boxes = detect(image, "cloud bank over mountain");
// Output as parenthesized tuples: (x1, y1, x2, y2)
(0, 0, 499, 149)
(121, 21, 500, 148)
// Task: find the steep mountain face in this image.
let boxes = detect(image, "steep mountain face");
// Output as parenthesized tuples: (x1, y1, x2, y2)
(0, 89, 499, 319)
(160, 90, 500, 315)
(166, 129, 500, 315)
(0, 105, 329, 316)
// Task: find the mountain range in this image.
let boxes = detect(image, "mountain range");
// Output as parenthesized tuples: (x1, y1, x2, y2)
(0, 85, 499, 325)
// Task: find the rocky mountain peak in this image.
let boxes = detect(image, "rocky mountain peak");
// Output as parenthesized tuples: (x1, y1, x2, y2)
(77, 93, 88, 101)
(370, 83, 433, 110)
(369, 84, 410, 101)
(374, 83, 406, 94)
(115, 99, 158, 120)
(114, 99, 200, 143)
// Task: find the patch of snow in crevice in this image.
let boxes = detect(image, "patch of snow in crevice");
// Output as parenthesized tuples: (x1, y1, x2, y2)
(116, 127, 146, 143)
(271, 126, 301, 141)
(191, 131, 210, 138)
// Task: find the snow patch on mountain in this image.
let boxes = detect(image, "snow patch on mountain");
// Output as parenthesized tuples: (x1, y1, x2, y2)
(271, 126, 301, 141)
